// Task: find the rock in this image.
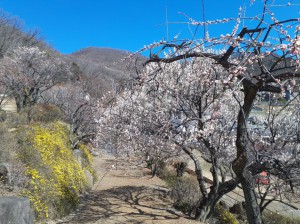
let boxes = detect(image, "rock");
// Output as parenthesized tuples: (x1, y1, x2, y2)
(73, 149, 83, 167)
(0, 163, 10, 184)
(84, 170, 94, 189)
(0, 197, 34, 224)
(91, 150, 101, 157)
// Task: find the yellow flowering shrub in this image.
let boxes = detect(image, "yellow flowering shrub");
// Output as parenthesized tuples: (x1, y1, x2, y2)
(215, 203, 239, 224)
(77, 143, 97, 182)
(79, 143, 93, 165)
(17, 121, 88, 219)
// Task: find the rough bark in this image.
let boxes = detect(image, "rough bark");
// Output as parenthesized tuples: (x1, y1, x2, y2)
(15, 95, 34, 112)
(240, 176, 262, 224)
(181, 145, 238, 221)
(233, 83, 262, 224)
(15, 88, 40, 112)
(195, 178, 237, 221)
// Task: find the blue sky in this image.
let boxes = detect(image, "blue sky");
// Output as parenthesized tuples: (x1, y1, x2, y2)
(0, 0, 299, 54)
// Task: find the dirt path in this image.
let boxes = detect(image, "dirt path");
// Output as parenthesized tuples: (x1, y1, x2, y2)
(54, 153, 203, 224)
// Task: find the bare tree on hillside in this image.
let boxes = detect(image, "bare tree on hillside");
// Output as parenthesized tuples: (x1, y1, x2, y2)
(0, 11, 43, 58)
(42, 85, 96, 150)
(0, 46, 69, 112)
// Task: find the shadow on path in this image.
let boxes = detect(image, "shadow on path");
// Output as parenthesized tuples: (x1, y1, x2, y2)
(59, 186, 188, 224)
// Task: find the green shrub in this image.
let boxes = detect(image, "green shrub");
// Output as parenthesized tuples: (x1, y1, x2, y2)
(6, 112, 29, 127)
(0, 116, 28, 194)
(25, 104, 63, 123)
(0, 123, 16, 163)
(229, 202, 247, 222)
(78, 143, 97, 182)
(170, 176, 200, 216)
(214, 203, 239, 224)
(262, 211, 300, 224)
(146, 155, 167, 177)
(159, 167, 178, 187)
(154, 158, 167, 176)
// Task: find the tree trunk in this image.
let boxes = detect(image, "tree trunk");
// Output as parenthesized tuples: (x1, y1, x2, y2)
(240, 175, 262, 224)
(15, 88, 39, 112)
(234, 83, 263, 224)
(195, 195, 219, 221)
(195, 178, 238, 221)
(181, 144, 238, 222)
(15, 95, 27, 112)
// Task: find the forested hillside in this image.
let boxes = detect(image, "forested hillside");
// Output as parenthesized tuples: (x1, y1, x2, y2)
(66, 47, 145, 97)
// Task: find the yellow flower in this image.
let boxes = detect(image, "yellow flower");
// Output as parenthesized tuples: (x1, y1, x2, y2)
(18, 122, 90, 220)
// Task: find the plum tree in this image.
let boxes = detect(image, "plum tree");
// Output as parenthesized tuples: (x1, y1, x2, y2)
(97, 1, 300, 223)
(0, 46, 69, 112)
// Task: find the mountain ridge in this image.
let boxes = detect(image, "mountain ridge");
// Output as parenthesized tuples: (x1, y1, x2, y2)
(65, 46, 146, 97)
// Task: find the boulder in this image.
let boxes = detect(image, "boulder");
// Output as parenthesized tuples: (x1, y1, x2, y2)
(0, 197, 34, 224)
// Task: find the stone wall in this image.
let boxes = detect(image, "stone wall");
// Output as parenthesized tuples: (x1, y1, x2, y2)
(0, 197, 34, 224)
